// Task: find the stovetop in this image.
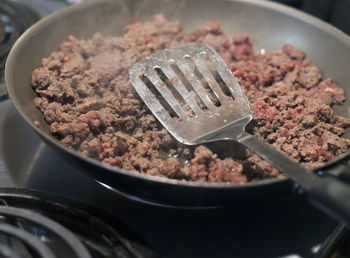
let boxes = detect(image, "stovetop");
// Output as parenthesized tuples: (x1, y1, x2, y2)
(0, 188, 155, 257)
(0, 0, 349, 257)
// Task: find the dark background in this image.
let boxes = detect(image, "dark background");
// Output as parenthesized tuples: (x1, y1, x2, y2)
(274, 0, 350, 36)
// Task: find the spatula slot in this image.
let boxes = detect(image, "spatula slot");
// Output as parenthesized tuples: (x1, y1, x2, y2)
(184, 55, 221, 107)
(130, 43, 254, 145)
(200, 52, 235, 101)
(154, 67, 196, 118)
(139, 73, 181, 120)
(169, 62, 209, 111)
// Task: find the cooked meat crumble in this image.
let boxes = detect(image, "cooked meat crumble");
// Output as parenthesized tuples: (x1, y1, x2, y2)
(31, 14, 350, 183)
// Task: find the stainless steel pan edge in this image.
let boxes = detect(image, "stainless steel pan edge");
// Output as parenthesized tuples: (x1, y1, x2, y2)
(5, 0, 350, 207)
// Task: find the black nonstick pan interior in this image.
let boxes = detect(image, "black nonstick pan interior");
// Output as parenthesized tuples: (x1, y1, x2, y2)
(5, 0, 350, 207)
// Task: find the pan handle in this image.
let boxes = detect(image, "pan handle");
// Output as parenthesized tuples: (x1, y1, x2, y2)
(323, 163, 350, 184)
(308, 176, 350, 226)
(238, 131, 350, 227)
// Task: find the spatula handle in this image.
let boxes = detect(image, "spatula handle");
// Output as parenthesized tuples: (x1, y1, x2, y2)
(238, 131, 318, 189)
(238, 131, 350, 226)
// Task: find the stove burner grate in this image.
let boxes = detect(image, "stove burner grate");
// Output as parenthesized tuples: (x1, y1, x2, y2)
(0, 0, 39, 99)
(0, 189, 155, 258)
(0, 205, 90, 257)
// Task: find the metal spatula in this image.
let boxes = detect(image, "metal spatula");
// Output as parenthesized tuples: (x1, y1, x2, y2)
(130, 43, 350, 225)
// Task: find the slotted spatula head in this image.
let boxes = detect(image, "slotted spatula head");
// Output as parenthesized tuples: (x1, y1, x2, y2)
(129, 43, 253, 145)
(132, 44, 350, 227)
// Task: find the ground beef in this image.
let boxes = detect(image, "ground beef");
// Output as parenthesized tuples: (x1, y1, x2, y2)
(31, 15, 350, 184)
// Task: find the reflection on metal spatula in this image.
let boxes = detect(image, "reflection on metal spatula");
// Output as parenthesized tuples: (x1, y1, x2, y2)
(130, 43, 350, 226)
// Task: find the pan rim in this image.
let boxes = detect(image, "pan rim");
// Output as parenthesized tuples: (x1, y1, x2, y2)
(5, 0, 350, 190)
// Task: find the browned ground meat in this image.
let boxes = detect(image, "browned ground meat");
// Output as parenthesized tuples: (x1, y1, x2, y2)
(31, 14, 350, 183)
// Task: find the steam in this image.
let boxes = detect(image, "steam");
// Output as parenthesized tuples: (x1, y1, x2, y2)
(130, 0, 187, 22)
(67, 0, 84, 3)
(64, 0, 187, 37)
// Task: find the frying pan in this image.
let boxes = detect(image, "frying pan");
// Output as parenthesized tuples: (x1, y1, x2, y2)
(5, 0, 350, 208)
